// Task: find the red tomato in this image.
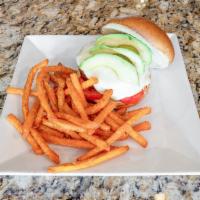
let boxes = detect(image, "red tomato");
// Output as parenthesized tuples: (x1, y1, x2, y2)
(120, 90, 144, 105)
(84, 88, 102, 101)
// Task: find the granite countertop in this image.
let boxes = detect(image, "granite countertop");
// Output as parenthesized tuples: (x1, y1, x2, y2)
(0, 0, 200, 199)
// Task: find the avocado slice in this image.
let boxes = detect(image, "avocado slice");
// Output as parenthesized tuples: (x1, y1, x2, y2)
(96, 34, 152, 66)
(90, 45, 145, 76)
(80, 53, 139, 85)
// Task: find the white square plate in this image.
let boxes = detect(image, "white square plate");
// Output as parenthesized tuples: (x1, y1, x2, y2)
(0, 35, 200, 174)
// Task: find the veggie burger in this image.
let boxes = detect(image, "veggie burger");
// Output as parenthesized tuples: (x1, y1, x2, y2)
(77, 17, 175, 104)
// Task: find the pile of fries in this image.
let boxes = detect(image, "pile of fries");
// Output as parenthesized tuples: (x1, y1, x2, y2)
(6, 59, 151, 172)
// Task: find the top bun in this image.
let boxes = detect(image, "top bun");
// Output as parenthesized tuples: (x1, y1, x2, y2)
(102, 17, 174, 63)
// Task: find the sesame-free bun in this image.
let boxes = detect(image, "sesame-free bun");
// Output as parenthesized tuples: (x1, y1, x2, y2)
(102, 17, 174, 63)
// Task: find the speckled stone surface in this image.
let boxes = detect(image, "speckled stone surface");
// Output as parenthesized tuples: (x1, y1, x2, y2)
(0, 0, 200, 199)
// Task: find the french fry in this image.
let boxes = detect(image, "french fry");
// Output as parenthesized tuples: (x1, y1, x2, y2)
(38, 124, 65, 138)
(50, 74, 65, 112)
(56, 112, 99, 129)
(43, 79, 58, 112)
(86, 90, 113, 115)
(62, 102, 78, 116)
(22, 59, 48, 119)
(116, 107, 127, 115)
(64, 77, 98, 95)
(105, 117, 119, 131)
(7, 114, 43, 154)
(122, 107, 152, 120)
(125, 125, 148, 148)
(100, 123, 111, 131)
(43, 119, 82, 139)
(78, 132, 109, 150)
(31, 128, 60, 164)
(40, 132, 95, 149)
(48, 146, 129, 172)
(70, 73, 87, 107)
(6, 87, 37, 96)
(23, 99, 40, 138)
(94, 129, 112, 137)
(109, 112, 124, 125)
(34, 106, 45, 128)
(88, 101, 117, 135)
(66, 78, 88, 120)
(133, 121, 151, 132)
(36, 70, 56, 119)
(77, 107, 151, 161)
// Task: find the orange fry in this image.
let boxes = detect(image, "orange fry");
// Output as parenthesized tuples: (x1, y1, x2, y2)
(62, 102, 78, 116)
(125, 125, 148, 148)
(86, 90, 113, 115)
(105, 117, 119, 131)
(100, 123, 111, 131)
(38, 124, 65, 138)
(40, 132, 94, 149)
(36, 70, 56, 119)
(34, 106, 45, 128)
(78, 132, 109, 150)
(48, 146, 129, 172)
(133, 121, 151, 132)
(66, 78, 88, 120)
(23, 99, 40, 138)
(64, 77, 98, 95)
(43, 119, 82, 139)
(56, 112, 98, 129)
(77, 107, 151, 161)
(88, 101, 117, 135)
(22, 59, 48, 119)
(6, 87, 37, 96)
(31, 128, 60, 164)
(43, 79, 58, 112)
(70, 73, 87, 107)
(7, 114, 43, 155)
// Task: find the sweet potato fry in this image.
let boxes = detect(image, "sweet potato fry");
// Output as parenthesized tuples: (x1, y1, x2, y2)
(34, 106, 45, 128)
(40, 132, 94, 149)
(31, 128, 60, 164)
(6, 87, 37, 96)
(50, 74, 65, 111)
(64, 77, 98, 95)
(105, 117, 119, 131)
(66, 78, 88, 120)
(22, 59, 48, 119)
(38, 124, 65, 138)
(70, 73, 87, 107)
(23, 98, 40, 138)
(62, 102, 78, 116)
(55, 112, 99, 129)
(77, 107, 151, 161)
(86, 90, 113, 115)
(78, 132, 109, 150)
(88, 101, 117, 135)
(43, 79, 58, 112)
(122, 107, 152, 120)
(36, 70, 56, 119)
(43, 119, 82, 139)
(126, 125, 148, 147)
(133, 121, 151, 132)
(7, 114, 43, 154)
(100, 123, 111, 131)
(48, 146, 129, 172)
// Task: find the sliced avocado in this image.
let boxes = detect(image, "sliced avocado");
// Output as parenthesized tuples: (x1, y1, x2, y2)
(80, 53, 139, 85)
(90, 45, 145, 76)
(96, 34, 152, 66)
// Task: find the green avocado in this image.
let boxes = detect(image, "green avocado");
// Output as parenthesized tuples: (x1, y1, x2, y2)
(96, 34, 152, 66)
(90, 45, 145, 76)
(80, 53, 139, 85)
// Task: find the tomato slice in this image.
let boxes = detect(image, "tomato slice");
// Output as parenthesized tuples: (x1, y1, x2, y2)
(120, 90, 144, 105)
(84, 88, 102, 101)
